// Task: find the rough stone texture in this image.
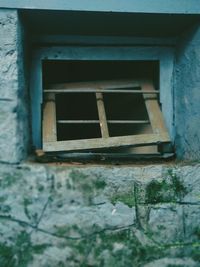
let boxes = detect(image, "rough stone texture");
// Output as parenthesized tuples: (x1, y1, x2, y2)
(0, 9, 29, 163)
(0, 163, 200, 267)
(174, 23, 200, 160)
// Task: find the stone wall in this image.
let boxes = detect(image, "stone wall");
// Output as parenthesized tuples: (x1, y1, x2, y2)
(0, 9, 29, 164)
(0, 163, 200, 266)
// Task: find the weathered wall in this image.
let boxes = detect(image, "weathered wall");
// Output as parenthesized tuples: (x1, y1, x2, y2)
(1, 9, 200, 161)
(0, 7, 200, 267)
(174, 23, 200, 159)
(0, 9, 29, 164)
(0, 163, 200, 267)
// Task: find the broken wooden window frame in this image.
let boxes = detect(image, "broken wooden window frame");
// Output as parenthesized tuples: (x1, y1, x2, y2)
(42, 79, 170, 152)
(30, 46, 175, 154)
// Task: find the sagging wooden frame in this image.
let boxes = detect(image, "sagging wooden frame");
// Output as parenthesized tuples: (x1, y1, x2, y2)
(30, 46, 175, 152)
(42, 79, 171, 152)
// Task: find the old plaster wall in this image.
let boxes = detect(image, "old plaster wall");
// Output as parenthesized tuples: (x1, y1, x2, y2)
(174, 23, 200, 159)
(0, 9, 29, 164)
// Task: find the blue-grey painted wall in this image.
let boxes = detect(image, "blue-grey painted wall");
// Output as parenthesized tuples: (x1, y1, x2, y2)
(0, 6, 200, 161)
(0, 0, 200, 14)
(174, 23, 200, 159)
(0, 9, 29, 163)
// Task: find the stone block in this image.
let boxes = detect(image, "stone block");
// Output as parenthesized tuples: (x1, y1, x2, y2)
(148, 204, 184, 244)
(0, 164, 200, 266)
(0, 100, 22, 163)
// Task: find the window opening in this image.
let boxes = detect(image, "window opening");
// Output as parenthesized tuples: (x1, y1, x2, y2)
(41, 60, 172, 155)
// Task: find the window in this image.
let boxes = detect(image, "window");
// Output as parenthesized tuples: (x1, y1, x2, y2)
(31, 47, 174, 157)
(42, 78, 171, 154)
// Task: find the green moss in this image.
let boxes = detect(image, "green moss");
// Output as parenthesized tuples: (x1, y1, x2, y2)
(0, 195, 10, 214)
(0, 204, 11, 213)
(0, 196, 7, 202)
(0, 243, 15, 267)
(69, 170, 106, 190)
(0, 172, 20, 188)
(54, 224, 83, 239)
(110, 191, 135, 208)
(157, 225, 167, 231)
(23, 197, 33, 220)
(191, 247, 200, 261)
(65, 228, 165, 267)
(93, 179, 106, 190)
(0, 231, 52, 267)
(0, 231, 33, 267)
(146, 180, 172, 203)
(32, 244, 51, 254)
(69, 170, 88, 183)
(193, 227, 200, 239)
(23, 198, 38, 224)
(37, 184, 45, 192)
(145, 169, 187, 204)
(56, 181, 62, 189)
(68, 170, 106, 205)
(167, 169, 187, 197)
(55, 225, 71, 237)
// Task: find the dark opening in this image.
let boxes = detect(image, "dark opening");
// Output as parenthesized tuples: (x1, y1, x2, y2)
(56, 93, 101, 141)
(43, 60, 158, 142)
(104, 93, 151, 137)
(43, 60, 159, 86)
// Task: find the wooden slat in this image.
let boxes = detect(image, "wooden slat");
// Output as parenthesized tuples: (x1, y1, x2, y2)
(42, 93, 57, 143)
(96, 92, 109, 138)
(47, 79, 140, 91)
(43, 133, 170, 152)
(142, 80, 170, 141)
(57, 120, 150, 124)
(44, 89, 160, 94)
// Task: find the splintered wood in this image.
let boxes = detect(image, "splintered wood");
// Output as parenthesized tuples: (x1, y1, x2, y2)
(42, 79, 171, 153)
(142, 81, 170, 136)
(42, 93, 57, 143)
(96, 92, 109, 138)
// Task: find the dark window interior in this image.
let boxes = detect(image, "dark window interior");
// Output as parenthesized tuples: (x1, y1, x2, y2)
(43, 60, 159, 85)
(56, 93, 101, 141)
(43, 60, 158, 143)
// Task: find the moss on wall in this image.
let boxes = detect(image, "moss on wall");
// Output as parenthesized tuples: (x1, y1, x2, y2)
(0, 164, 200, 266)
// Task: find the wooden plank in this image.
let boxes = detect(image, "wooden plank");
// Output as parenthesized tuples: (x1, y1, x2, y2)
(43, 133, 170, 152)
(44, 89, 160, 94)
(36, 151, 174, 163)
(142, 80, 170, 141)
(96, 92, 109, 138)
(42, 93, 57, 143)
(57, 120, 150, 124)
(47, 79, 140, 91)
